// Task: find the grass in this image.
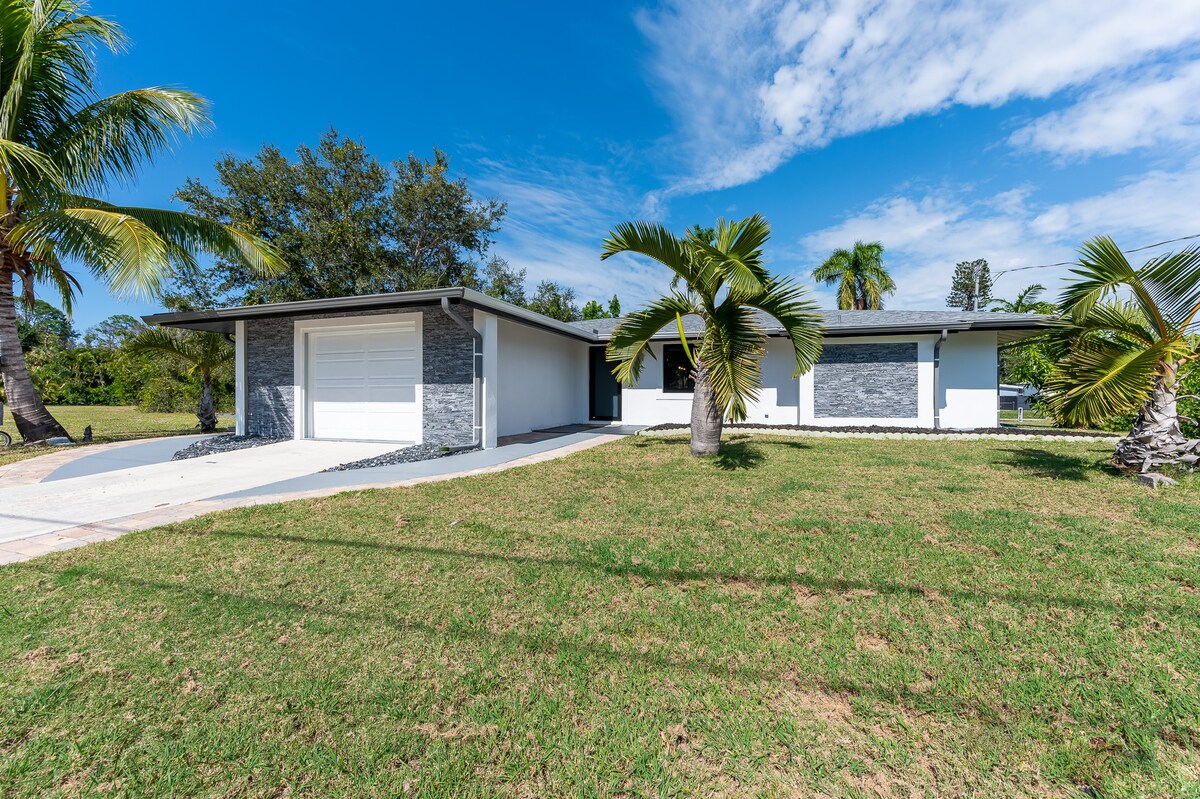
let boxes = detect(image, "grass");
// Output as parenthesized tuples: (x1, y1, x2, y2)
(2, 435, 1199, 797)
(0, 405, 231, 468)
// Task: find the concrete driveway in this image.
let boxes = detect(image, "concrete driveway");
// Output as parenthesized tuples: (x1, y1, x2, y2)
(0, 439, 398, 544)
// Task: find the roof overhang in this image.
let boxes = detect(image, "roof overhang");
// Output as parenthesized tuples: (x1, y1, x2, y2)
(142, 287, 601, 343)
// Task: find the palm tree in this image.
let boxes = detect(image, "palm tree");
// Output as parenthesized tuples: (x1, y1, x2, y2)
(600, 214, 824, 456)
(986, 283, 1056, 314)
(1046, 236, 1200, 472)
(812, 240, 894, 310)
(127, 329, 231, 432)
(0, 2, 282, 443)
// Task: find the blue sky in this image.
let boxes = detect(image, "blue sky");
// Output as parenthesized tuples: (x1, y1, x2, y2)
(70, 0, 1200, 329)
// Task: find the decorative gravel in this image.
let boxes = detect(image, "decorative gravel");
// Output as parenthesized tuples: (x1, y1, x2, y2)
(322, 442, 480, 472)
(172, 434, 290, 461)
(642, 422, 1120, 439)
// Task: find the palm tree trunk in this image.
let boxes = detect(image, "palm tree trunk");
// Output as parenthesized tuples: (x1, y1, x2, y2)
(0, 264, 70, 442)
(1113, 361, 1200, 472)
(689, 360, 723, 457)
(197, 371, 217, 433)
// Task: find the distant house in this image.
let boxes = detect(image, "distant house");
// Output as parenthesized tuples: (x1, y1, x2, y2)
(145, 288, 1048, 448)
(999, 383, 1038, 412)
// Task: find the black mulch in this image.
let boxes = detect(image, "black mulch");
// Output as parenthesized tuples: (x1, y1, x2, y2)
(642, 423, 1119, 438)
(322, 442, 480, 472)
(172, 434, 289, 460)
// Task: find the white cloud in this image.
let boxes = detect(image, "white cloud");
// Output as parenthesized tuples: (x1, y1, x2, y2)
(797, 159, 1200, 308)
(1010, 61, 1200, 156)
(637, 0, 1200, 193)
(472, 159, 676, 307)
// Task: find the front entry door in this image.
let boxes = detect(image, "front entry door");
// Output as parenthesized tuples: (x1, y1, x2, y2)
(589, 346, 621, 421)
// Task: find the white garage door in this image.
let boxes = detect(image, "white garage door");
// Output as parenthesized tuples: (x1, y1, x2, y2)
(306, 321, 422, 443)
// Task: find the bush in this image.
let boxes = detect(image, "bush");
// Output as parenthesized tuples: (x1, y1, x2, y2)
(137, 376, 195, 413)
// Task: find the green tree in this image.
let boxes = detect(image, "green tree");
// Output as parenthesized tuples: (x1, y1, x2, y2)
(170, 130, 506, 307)
(527, 281, 581, 322)
(601, 214, 824, 456)
(811, 240, 894, 310)
(16, 298, 75, 349)
(481, 256, 526, 305)
(1046, 236, 1200, 471)
(127, 329, 233, 432)
(986, 283, 1056, 314)
(84, 313, 146, 348)
(946, 258, 992, 311)
(0, 1, 282, 442)
(582, 294, 622, 320)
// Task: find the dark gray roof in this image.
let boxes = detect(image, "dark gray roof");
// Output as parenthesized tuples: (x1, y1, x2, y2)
(570, 309, 1051, 345)
(144, 287, 1050, 345)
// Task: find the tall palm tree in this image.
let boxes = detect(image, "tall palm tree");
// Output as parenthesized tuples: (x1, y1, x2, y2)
(1046, 236, 1200, 472)
(127, 328, 231, 433)
(0, 1, 282, 442)
(986, 283, 1056, 314)
(812, 240, 894, 310)
(601, 214, 824, 456)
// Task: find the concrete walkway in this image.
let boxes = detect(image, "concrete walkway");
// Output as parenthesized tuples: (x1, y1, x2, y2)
(0, 427, 631, 565)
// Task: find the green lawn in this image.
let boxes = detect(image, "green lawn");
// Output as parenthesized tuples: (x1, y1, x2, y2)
(2, 436, 1199, 798)
(0, 405, 231, 468)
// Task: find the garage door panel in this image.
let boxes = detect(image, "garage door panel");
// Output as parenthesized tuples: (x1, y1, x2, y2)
(305, 320, 422, 443)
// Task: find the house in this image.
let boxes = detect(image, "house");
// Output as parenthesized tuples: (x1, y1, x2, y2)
(143, 287, 1048, 448)
(999, 383, 1038, 412)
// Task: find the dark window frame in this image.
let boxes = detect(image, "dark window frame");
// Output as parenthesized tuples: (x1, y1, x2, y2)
(662, 343, 696, 394)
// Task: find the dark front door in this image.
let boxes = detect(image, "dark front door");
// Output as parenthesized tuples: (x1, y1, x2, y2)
(589, 346, 621, 421)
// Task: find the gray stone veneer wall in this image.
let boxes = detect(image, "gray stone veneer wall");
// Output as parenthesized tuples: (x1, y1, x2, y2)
(245, 304, 474, 445)
(813, 342, 918, 418)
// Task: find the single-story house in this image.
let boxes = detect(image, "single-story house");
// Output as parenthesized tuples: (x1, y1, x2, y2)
(144, 287, 1048, 448)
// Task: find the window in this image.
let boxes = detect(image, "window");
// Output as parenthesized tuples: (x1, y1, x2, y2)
(662, 343, 696, 393)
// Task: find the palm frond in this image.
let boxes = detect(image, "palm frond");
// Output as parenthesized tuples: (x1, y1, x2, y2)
(740, 277, 824, 377)
(1137, 245, 1200, 334)
(47, 87, 211, 192)
(1063, 236, 1167, 337)
(698, 303, 766, 422)
(127, 327, 232, 372)
(607, 292, 699, 386)
(1047, 337, 1186, 426)
(601, 221, 699, 287)
(690, 213, 770, 296)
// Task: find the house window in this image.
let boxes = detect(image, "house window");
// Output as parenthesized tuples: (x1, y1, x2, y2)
(662, 343, 695, 393)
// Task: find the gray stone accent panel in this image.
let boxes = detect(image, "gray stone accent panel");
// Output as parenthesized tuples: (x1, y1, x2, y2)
(244, 304, 475, 445)
(813, 342, 918, 418)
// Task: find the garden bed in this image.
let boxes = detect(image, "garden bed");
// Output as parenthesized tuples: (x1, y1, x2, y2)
(322, 442, 479, 472)
(172, 434, 289, 460)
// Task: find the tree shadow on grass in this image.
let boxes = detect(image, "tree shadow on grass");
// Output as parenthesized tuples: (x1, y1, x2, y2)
(160, 527, 1195, 620)
(716, 441, 765, 470)
(992, 448, 1117, 482)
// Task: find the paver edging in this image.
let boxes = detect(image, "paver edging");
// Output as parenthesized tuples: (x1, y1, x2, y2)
(636, 426, 1120, 444)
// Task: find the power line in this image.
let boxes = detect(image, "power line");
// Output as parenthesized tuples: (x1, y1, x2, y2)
(994, 233, 1200, 278)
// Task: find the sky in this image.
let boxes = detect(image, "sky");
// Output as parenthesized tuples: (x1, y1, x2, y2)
(65, 0, 1200, 329)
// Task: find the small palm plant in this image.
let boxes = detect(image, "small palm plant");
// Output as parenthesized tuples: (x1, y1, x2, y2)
(812, 240, 894, 310)
(1046, 236, 1200, 472)
(601, 214, 824, 456)
(986, 283, 1057, 314)
(0, 1, 282, 443)
(128, 329, 232, 433)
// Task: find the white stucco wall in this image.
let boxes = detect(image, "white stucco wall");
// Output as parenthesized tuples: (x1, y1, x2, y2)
(494, 318, 589, 437)
(937, 330, 999, 429)
(621, 339, 802, 426)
